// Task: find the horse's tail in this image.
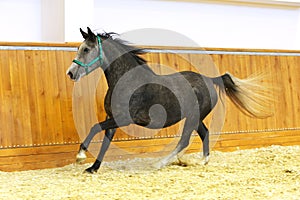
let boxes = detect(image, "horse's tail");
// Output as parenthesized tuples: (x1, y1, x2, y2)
(212, 72, 273, 118)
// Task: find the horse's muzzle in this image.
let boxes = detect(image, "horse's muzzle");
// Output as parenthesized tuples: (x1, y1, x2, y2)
(67, 71, 74, 80)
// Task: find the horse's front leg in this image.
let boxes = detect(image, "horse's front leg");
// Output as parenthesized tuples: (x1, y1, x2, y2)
(84, 128, 116, 173)
(76, 123, 102, 163)
(76, 118, 118, 170)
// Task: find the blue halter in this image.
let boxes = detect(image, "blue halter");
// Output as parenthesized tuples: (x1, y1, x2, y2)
(72, 35, 103, 75)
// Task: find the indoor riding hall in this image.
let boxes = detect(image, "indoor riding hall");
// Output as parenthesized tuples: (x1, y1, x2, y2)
(0, 0, 299, 199)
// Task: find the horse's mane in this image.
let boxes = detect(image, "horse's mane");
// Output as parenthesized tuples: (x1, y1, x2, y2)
(97, 32, 147, 65)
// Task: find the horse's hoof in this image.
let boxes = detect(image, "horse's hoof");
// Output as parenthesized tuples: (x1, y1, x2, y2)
(203, 155, 210, 165)
(153, 159, 168, 169)
(84, 167, 97, 174)
(76, 150, 87, 164)
(152, 162, 164, 169)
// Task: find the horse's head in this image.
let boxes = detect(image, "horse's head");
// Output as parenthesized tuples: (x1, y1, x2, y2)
(66, 27, 104, 81)
(67, 27, 146, 82)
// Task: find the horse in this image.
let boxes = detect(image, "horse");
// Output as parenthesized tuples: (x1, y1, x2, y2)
(66, 27, 272, 173)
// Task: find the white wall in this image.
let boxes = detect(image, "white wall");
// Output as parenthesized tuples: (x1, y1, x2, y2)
(41, 0, 65, 42)
(0, 0, 300, 50)
(64, 0, 94, 41)
(93, 0, 300, 49)
(0, 0, 42, 42)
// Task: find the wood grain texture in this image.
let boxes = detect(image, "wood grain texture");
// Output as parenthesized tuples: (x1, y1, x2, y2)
(0, 43, 299, 171)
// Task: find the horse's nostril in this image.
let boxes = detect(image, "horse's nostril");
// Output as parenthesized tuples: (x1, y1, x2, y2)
(67, 71, 73, 79)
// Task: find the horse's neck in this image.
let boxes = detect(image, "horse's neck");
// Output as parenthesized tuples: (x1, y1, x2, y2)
(104, 53, 153, 88)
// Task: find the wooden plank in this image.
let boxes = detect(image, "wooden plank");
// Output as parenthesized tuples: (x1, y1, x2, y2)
(0, 158, 75, 172)
(26, 51, 41, 146)
(287, 56, 300, 127)
(6, 50, 17, 148)
(217, 134, 300, 148)
(48, 50, 64, 144)
(43, 50, 56, 144)
(261, 55, 276, 132)
(0, 153, 77, 172)
(34, 50, 48, 145)
(0, 52, 3, 147)
(243, 55, 253, 131)
(17, 50, 32, 146)
(56, 51, 68, 140)
(0, 151, 76, 165)
(267, 55, 281, 129)
(0, 50, 11, 148)
(0, 144, 79, 158)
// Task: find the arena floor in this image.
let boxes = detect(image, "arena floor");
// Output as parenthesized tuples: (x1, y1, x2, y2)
(0, 145, 299, 200)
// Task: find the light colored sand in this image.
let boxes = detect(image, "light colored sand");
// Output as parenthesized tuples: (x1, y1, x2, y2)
(0, 145, 299, 200)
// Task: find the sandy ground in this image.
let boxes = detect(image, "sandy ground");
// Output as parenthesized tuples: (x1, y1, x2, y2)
(0, 145, 299, 200)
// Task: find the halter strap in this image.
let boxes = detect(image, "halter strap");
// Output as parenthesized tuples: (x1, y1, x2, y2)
(72, 35, 103, 75)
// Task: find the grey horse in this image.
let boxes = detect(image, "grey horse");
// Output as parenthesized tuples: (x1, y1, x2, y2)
(66, 28, 271, 173)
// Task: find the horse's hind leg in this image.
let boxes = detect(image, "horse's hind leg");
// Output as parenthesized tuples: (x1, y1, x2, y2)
(197, 122, 210, 165)
(85, 128, 116, 173)
(154, 121, 194, 169)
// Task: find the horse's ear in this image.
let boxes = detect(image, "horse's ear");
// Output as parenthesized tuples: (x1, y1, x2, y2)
(80, 28, 89, 39)
(87, 27, 96, 41)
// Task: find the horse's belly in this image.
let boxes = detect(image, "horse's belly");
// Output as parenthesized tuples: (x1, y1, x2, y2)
(128, 83, 182, 129)
(129, 100, 182, 129)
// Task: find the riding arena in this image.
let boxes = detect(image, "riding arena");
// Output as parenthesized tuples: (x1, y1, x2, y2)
(0, 27, 299, 199)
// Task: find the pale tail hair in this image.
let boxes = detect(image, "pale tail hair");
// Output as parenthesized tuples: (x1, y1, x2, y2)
(213, 72, 274, 118)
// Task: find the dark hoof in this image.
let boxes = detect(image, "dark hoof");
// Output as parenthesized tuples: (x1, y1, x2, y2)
(84, 167, 97, 174)
(84, 160, 101, 174)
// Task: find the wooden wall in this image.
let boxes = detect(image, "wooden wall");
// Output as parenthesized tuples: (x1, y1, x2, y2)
(0, 43, 299, 171)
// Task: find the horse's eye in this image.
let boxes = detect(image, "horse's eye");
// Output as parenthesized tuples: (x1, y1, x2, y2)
(83, 48, 89, 53)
